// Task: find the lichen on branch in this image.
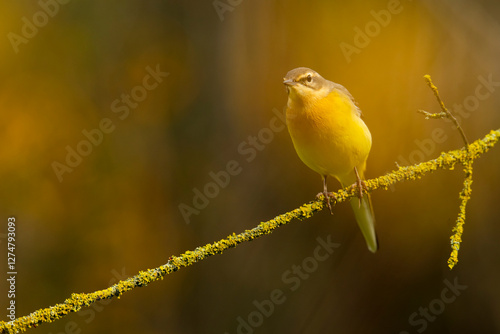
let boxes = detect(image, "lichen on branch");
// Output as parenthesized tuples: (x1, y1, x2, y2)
(1, 128, 498, 334)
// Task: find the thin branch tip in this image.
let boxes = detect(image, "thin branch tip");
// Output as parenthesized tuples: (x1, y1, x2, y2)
(421, 75, 470, 149)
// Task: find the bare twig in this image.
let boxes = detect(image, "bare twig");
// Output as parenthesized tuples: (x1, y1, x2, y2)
(419, 75, 470, 149)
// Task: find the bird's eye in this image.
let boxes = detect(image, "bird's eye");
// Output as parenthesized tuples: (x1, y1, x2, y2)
(306, 74, 312, 83)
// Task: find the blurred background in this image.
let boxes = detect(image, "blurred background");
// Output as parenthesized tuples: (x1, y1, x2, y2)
(1, 0, 500, 333)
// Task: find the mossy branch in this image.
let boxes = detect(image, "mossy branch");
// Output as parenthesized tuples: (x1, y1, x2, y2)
(1, 128, 499, 333)
(1, 76, 498, 333)
(417, 75, 473, 269)
(448, 158, 473, 269)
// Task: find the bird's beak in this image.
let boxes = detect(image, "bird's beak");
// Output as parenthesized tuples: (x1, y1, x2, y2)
(283, 79, 296, 86)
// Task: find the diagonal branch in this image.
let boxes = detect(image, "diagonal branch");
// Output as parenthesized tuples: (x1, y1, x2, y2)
(1, 129, 499, 334)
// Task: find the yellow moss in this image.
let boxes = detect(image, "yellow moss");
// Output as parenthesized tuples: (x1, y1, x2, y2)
(447, 158, 474, 270)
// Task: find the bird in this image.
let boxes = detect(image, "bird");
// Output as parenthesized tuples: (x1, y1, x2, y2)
(283, 67, 378, 253)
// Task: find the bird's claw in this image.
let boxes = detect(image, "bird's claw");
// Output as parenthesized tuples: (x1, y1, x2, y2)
(351, 179, 368, 207)
(316, 191, 337, 214)
(352, 167, 369, 207)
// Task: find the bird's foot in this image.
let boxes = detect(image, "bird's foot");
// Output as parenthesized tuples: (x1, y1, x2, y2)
(350, 178, 368, 207)
(352, 167, 369, 207)
(316, 191, 337, 214)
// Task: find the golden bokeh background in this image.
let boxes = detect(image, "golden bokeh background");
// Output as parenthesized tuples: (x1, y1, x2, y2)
(1, 0, 500, 333)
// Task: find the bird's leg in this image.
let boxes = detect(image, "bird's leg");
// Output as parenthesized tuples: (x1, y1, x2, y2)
(316, 175, 335, 214)
(353, 167, 367, 207)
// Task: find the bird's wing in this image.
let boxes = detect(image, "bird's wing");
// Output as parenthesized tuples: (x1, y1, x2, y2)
(325, 80, 362, 117)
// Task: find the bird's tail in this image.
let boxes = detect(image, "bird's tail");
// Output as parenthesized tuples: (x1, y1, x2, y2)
(349, 193, 378, 253)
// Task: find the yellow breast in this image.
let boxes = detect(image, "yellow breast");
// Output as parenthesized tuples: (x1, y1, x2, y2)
(286, 89, 372, 184)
